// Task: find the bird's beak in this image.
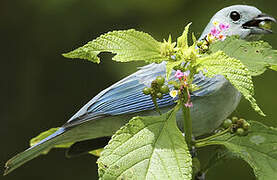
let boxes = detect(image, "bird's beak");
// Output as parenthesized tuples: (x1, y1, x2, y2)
(242, 13, 277, 34)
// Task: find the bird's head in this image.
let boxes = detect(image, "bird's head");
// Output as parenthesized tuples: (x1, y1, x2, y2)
(200, 5, 276, 40)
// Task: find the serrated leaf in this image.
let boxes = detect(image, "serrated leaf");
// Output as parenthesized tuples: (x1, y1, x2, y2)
(210, 36, 277, 76)
(197, 121, 277, 180)
(63, 29, 165, 64)
(197, 51, 265, 116)
(97, 109, 192, 180)
(177, 22, 191, 48)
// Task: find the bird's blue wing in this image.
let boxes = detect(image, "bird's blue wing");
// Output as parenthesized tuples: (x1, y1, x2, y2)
(65, 62, 226, 127)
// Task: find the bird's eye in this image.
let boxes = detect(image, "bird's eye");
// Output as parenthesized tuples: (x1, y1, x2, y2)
(230, 11, 241, 21)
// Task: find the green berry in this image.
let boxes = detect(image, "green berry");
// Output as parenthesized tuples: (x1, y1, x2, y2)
(237, 118, 245, 126)
(156, 76, 165, 86)
(151, 80, 158, 87)
(236, 128, 245, 136)
(232, 116, 238, 123)
(156, 92, 163, 99)
(242, 121, 250, 130)
(160, 85, 169, 94)
(143, 87, 151, 95)
(223, 119, 232, 129)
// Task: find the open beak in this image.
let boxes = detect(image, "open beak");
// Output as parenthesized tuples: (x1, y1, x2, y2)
(242, 13, 277, 34)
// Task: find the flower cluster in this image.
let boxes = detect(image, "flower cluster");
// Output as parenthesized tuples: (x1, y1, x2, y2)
(169, 70, 193, 108)
(207, 21, 230, 42)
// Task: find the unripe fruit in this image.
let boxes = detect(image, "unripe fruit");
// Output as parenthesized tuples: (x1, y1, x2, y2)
(143, 87, 151, 95)
(223, 119, 232, 129)
(243, 121, 250, 130)
(160, 85, 169, 94)
(232, 116, 238, 123)
(156, 92, 163, 99)
(236, 128, 245, 136)
(156, 76, 165, 86)
(237, 118, 245, 126)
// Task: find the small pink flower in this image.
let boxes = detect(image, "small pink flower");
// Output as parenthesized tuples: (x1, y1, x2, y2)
(175, 70, 184, 79)
(185, 101, 193, 108)
(210, 27, 220, 37)
(219, 23, 230, 31)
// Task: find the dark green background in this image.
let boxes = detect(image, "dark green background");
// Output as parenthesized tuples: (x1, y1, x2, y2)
(1, 0, 276, 179)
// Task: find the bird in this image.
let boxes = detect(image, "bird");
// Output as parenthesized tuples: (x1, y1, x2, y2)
(4, 5, 276, 175)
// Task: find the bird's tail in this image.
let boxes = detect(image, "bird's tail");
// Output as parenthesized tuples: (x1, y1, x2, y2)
(4, 127, 66, 175)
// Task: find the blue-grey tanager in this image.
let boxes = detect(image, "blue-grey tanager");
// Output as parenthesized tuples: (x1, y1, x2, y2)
(5, 5, 276, 175)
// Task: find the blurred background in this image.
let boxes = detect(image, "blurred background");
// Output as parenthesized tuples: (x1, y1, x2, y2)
(1, 0, 276, 179)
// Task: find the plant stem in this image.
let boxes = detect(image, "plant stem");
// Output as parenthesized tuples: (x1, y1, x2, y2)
(152, 96, 161, 115)
(195, 128, 230, 143)
(182, 102, 192, 149)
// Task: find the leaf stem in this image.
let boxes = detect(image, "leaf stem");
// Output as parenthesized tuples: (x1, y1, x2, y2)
(152, 96, 162, 115)
(195, 128, 230, 143)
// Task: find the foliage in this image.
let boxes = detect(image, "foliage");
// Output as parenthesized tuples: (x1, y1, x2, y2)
(197, 51, 264, 116)
(98, 108, 192, 180)
(63, 29, 164, 64)
(196, 121, 277, 180)
(210, 36, 277, 76)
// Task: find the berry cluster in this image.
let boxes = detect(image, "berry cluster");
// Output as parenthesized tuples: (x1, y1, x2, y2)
(143, 76, 169, 99)
(223, 117, 251, 136)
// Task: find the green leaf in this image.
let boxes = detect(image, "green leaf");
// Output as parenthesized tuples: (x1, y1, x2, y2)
(165, 23, 192, 79)
(177, 22, 191, 49)
(270, 65, 277, 71)
(166, 60, 182, 79)
(29, 127, 73, 154)
(89, 148, 104, 157)
(97, 109, 192, 180)
(197, 51, 265, 116)
(63, 29, 164, 63)
(210, 36, 277, 76)
(196, 121, 277, 180)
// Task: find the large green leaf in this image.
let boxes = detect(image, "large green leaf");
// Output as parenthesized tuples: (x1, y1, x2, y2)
(196, 121, 277, 180)
(63, 29, 164, 63)
(97, 109, 192, 180)
(197, 51, 264, 116)
(210, 36, 277, 76)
